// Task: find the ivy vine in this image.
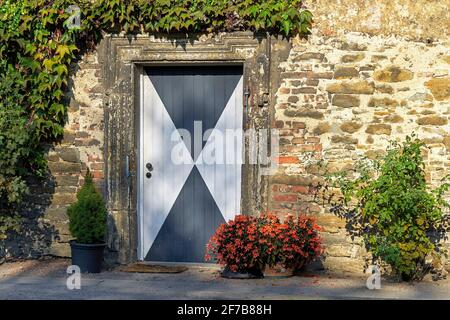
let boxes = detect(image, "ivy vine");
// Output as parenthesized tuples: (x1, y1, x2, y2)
(0, 0, 312, 240)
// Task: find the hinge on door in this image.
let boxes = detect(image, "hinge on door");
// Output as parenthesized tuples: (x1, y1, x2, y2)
(244, 86, 251, 112)
(244, 87, 251, 129)
(125, 154, 134, 179)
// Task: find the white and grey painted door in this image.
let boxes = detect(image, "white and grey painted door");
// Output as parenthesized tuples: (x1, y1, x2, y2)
(139, 66, 243, 262)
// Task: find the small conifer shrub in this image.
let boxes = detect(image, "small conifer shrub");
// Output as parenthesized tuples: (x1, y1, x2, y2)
(67, 169, 107, 244)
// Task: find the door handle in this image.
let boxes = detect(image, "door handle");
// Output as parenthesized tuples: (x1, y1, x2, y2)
(145, 162, 153, 179)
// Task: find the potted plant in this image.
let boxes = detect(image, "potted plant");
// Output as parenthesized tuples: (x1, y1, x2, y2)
(67, 169, 107, 273)
(205, 213, 323, 279)
(257, 213, 289, 277)
(205, 215, 265, 279)
(277, 214, 323, 274)
(260, 214, 323, 277)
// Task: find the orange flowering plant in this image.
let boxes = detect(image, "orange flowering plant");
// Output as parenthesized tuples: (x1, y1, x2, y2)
(205, 215, 264, 273)
(205, 213, 323, 273)
(275, 214, 323, 270)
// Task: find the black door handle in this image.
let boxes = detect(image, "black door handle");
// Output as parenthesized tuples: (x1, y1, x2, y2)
(145, 163, 153, 179)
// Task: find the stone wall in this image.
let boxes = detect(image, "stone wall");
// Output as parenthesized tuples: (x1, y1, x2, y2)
(7, 1, 449, 273)
(8, 51, 106, 259)
(269, 31, 450, 272)
(45, 51, 106, 257)
(304, 0, 450, 40)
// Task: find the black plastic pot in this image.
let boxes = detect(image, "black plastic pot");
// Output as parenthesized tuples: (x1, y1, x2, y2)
(70, 240, 106, 273)
(221, 266, 264, 279)
(401, 272, 413, 282)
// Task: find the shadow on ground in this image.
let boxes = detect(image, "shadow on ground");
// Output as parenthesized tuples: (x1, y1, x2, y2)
(0, 259, 448, 300)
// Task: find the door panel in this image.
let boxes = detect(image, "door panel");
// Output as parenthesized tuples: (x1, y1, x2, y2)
(140, 65, 243, 262)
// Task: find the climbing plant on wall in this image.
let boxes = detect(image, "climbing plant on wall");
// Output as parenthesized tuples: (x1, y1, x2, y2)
(0, 0, 313, 240)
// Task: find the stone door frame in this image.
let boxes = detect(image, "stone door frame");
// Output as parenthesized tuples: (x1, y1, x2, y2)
(100, 32, 289, 263)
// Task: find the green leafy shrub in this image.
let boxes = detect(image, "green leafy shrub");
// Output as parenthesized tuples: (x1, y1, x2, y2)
(67, 170, 107, 244)
(0, 62, 32, 240)
(321, 136, 450, 281)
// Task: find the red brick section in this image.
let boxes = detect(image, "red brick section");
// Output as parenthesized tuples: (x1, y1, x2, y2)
(272, 184, 310, 194)
(87, 154, 101, 162)
(90, 162, 103, 170)
(274, 120, 284, 128)
(91, 170, 104, 179)
(270, 183, 319, 218)
(277, 156, 299, 164)
(273, 194, 298, 202)
(270, 66, 325, 216)
(291, 185, 309, 194)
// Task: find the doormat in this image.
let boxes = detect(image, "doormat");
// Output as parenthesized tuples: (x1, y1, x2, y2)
(118, 263, 188, 274)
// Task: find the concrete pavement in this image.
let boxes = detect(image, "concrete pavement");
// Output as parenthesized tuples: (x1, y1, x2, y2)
(0, 259, 448, 300)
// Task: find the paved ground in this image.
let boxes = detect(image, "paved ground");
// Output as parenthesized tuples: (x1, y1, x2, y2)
(0, 258, 449, 300)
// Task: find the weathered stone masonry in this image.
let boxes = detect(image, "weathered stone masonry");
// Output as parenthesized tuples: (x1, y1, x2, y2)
(4, 51, 106, 260)
(44, 52, 106, 257)
(10, 0, 449, 273)
(268, 0, 450, 272)
(270, 32, 450, 272)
